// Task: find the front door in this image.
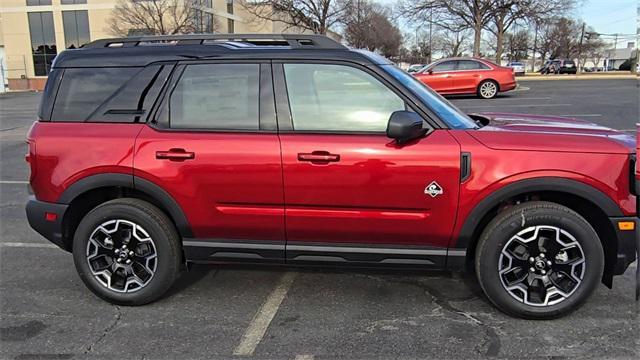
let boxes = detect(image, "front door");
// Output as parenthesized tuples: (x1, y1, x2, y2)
(134, 61, 285, 262)
(415, 60, 456, 93)
(275, 62, 461, 266)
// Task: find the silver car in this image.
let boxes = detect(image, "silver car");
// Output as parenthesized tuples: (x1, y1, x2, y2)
(506, 61, 525, 76)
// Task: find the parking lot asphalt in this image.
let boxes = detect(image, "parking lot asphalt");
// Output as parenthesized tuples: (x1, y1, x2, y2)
(1, 80, 639, 360)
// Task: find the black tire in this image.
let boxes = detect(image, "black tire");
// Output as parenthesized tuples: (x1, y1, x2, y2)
(475, 201, 604, 319)
(477, 80, 499, 99)
(72, 198, 182, 305)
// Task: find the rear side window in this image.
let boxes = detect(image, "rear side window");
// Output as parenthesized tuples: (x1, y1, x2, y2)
(52, 67, 139, 121)
(169, 63, 260, 130)
(457, 60, 491, 70)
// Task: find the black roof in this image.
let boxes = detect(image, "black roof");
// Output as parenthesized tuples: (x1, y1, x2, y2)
(53, 34, 389, 68)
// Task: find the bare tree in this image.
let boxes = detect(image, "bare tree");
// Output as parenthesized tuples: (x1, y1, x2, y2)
(438, 28, 470, 57)
(399, 0, 497, 56)
(342, 0, 401, 57)
(580, 30, 607, 71)
(487, 0, 572, 62)
(505, 29, 529, 61)
(108, 0, 210, 36)
(239, 0, 350, 34)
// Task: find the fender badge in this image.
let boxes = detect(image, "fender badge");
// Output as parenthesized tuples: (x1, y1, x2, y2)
(425, 181, 444, 198)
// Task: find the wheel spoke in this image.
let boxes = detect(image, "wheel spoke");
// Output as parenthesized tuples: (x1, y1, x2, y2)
(86, 219, 157, 294)
(499, 225, 585, 307)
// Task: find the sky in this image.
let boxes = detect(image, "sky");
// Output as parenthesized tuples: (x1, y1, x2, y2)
(373, 0, 638, 49)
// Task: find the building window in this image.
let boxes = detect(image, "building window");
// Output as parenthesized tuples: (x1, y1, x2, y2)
(26, 0, 52, 5)
(28, 12, 57, 76)
(61, 0, 87, 4)
(227, 0, 234, 33)
(63, 10, 90, 49)
(194, 0, 214, 33)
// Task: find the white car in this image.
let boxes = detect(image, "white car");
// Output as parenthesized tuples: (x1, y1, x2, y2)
(506, 61, 525, 76)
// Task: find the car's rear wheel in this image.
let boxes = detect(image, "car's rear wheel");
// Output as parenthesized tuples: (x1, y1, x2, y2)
(475, 201, 603, 319)
(72, 198, 182, 305)
(477, 80, 499, 99)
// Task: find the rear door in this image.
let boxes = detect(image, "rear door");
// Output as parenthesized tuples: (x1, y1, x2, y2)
(449, 60, 488, 93)
(275, 62, 461, 266)
(134, 61, 285, 262)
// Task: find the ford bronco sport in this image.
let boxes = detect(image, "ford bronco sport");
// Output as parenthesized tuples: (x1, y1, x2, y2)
(25, 34, 638, 319)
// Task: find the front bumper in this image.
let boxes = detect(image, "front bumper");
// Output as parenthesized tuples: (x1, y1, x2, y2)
(609, 216, 638, 275)
(25, 196, 69, 251)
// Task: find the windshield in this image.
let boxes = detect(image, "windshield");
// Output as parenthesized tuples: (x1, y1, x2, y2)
(381, 65, 478, 129)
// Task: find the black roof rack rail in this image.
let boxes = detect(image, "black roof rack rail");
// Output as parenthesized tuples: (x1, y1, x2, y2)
(83, 33, 346, 50)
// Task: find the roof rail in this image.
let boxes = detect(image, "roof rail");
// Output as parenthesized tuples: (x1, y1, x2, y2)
(83, 33, 346, 50)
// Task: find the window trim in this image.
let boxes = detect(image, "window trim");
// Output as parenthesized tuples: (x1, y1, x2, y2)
(273, 60, 437, 135)
(150, 59, 276, 133)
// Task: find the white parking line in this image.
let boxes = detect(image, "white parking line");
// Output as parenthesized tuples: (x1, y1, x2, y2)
(233, 272, 297, 356)
(0, 180, 29, 184)
(462, 103, 572, 108)
(0, 242, 57, 249)
(557, 114, 603, 117)
(294, 355, 315, 360)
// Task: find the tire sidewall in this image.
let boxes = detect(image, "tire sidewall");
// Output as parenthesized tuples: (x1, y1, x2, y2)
(72, 201, 180, 305)
(476, 204, 604, 319)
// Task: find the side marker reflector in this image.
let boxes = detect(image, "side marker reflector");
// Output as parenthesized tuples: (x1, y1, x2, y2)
(617, 221, 635, 231)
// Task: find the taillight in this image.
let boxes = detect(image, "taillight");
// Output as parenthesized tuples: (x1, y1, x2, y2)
(26, 139, 36, 182)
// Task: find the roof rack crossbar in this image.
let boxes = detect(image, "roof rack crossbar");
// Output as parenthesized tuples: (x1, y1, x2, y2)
(84, 34, 346, 50)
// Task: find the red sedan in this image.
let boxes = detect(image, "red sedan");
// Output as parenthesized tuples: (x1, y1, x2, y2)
(413, 58, 517, 99)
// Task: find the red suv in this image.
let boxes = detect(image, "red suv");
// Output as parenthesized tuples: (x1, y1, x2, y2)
(26, 34, 637, 319)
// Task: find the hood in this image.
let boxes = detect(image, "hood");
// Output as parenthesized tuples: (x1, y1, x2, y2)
(468, 112, 635, 154)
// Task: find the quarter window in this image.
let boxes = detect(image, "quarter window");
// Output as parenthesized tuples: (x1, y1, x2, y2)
(283, 64, 405, 132)
(169, 64, 260, 130)
(52, 67, 139, 121)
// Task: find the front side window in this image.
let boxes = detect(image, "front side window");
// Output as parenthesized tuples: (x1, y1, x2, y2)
(283, 63, 405, 132)
(382, 65, 477, 130)
(169, 64, 260, 130)
(432, 61, 456, 72)
(28, 12, 57, 76)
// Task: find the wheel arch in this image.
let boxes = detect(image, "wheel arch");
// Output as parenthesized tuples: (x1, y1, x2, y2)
(58, 173, 192, 252)
(454, 177, 622, 287)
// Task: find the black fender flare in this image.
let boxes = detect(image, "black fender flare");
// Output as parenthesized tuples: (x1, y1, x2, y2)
(454, 177, 624, 250)
(58, 173, 193, 238)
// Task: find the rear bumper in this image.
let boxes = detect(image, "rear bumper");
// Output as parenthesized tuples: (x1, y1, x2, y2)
(609, 216, 638, 275)
(25, 196, 69, 251)
(501, 81, 517, 92)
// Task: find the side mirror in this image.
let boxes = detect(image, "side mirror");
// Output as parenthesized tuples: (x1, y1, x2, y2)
(386, 111, 427, 144)
(427, 69, 434, 75)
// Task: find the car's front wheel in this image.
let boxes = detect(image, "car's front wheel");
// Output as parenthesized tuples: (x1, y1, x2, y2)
(475, 201, 604, 319)
(477, 80, 499, 99)
(72, 198, 182, 305)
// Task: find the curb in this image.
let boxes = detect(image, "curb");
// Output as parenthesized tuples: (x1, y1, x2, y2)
(518, 75, 637, 81)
